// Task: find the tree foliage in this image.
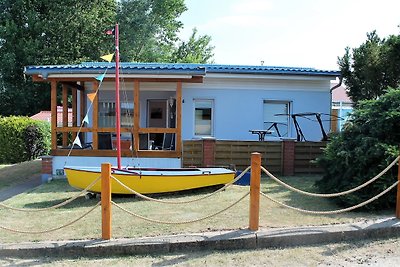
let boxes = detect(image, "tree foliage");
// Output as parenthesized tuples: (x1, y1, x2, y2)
(316, 89, 400, 210)
(117, 0, 186, 62)
(171, 28, 214, 63)
(0, 116, 50, 163)
(0, 0, 215, 116)
(338, 31, 400, 104)
(0, 0, 116, 116)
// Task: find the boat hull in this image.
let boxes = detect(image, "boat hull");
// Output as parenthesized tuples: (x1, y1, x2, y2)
(64, 167, 235, 194)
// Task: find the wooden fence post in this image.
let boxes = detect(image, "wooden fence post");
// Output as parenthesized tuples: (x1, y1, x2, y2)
(396, 153, 400, 219)
(249, 152, 261, 231)
(101, 163, 112, 240)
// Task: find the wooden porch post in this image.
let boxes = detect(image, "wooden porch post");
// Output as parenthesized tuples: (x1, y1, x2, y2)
(176, 81, 182, 156)
(50, 80, 57, 150)
(79, 82, 85, 144)
(133, 80, 140, 152)
(92, 81, 99, 150)
(62, 84, 68, 147)
(72, 86, 77, 140)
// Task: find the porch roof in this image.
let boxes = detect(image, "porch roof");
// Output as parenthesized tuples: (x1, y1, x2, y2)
(24, 62, 340, 79)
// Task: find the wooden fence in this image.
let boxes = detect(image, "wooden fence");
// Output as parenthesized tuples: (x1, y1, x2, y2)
(182, 139, 326, 175)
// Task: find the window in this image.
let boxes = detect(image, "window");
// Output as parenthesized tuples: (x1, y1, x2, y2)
(194, 100, 213, 136)
(263, 100, 290, 138)
(99, 101, 133, 127)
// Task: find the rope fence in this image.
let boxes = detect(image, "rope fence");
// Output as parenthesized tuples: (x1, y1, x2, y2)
(260, 181, 399, 215)
(261, 155, 400, 198)
(112, 191, 249, 225)
(1, 150, 399, 239)
(0, 202, 100, 234)
(0, 176, 101, 212)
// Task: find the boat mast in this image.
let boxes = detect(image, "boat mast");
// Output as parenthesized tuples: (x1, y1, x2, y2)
(115, 23, 122, 169)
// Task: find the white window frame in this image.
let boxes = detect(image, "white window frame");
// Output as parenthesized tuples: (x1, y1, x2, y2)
(194, 99, 214, 137)
(263, 100, 291, 138)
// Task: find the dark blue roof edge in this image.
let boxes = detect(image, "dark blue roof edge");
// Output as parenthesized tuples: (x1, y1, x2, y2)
(24, 62, 340, 78)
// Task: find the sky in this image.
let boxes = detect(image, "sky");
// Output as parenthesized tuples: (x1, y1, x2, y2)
(178, 0, 400, 70)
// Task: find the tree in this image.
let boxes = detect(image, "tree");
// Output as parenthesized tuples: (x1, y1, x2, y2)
(117, 1, 215, 63)
(338, 31, 400, 104)
(316, 89, 400, 210)
(117, 0, 187, 62)
(0, 0, 215, 116)
(0, 0, 116, 116)
(171, 28, 214, 63)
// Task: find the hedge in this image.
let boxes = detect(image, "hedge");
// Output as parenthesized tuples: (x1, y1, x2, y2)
(0, 116, 50, 164)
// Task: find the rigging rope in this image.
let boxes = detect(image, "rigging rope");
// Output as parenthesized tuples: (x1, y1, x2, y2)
(0, 176, 101, 212)
(261, 155, 399, 198)
(0, 202, 100, 234)
(110, 166, 250, 205)
(112, 191, 249, 224)
(260, 181, 398, 215)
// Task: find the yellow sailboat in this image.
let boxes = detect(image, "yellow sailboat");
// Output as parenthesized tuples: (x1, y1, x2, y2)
(65, 167, 235, 194)
(64, 23, 235, 194)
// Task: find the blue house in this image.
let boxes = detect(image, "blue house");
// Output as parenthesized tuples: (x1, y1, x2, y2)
(24, 63, 339, 174)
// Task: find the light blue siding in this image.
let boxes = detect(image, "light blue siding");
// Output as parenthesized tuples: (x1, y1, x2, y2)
(181, 79, 331, 141)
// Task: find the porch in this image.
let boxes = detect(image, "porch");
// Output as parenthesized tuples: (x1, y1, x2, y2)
(29, 68, 204, 159)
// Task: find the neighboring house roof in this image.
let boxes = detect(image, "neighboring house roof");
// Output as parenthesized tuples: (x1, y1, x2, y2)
(24, 62, 340, 78)
(332, 83, 351, 103)
(31, 106, 72, 126)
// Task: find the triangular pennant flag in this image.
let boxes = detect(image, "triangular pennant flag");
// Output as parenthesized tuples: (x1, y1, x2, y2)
(72, 136, 82, 148)
(87, 92, 96, 103)
(83, 114, 89, 124)
(95, 73, 106, 82)
(100, 53, 114, 62)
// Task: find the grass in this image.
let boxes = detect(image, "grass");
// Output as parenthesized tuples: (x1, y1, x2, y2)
(2, 234, 400, 266)
(0, 173, 394, 244)
(0, 160, 41, 190)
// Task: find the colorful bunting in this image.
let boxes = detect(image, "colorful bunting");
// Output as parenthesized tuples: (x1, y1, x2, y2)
(100, 53, 114, 62)
(83, 114, 89, 124)
(73, 136, 82, 148)
(95, 73, 106, 82)
(87, 92, 96, 103)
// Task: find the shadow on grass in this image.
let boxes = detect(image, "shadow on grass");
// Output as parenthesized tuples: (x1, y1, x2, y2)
(21, 181, 229, 208)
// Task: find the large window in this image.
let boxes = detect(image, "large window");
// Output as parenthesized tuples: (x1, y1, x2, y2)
(99, 101, 133, 127)
(263, 100, 290, 138)
(194, 99, 213, 136)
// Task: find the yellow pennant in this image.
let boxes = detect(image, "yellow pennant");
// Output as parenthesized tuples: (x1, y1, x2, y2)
(87, 92, 97, 103)
(100, 53, 114, 62)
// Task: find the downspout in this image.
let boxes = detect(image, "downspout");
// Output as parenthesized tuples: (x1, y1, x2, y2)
(329, 76, 343, 133)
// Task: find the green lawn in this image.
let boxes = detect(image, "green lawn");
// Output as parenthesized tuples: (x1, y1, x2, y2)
(0, 174, 393, 243)
(0, 160, 41, 190)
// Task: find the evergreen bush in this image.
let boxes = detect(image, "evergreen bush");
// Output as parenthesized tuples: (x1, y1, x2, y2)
(0, 116, 50, 163)
(316, 89, 400, 210)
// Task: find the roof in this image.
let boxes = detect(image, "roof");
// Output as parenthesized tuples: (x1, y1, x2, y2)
(31, 106, 72, 126)
(332, 83, 352, 103)
(24, 62, 340, 78)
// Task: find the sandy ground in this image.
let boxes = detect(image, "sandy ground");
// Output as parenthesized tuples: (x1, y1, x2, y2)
(1, 237, 399, 266)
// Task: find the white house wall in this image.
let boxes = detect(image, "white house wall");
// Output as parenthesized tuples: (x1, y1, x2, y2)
(54, 156, 181, 175)
(79, 77, 333, 142)
(182, 76, 332, 141)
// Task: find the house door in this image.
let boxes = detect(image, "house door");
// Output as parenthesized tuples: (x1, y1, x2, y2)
(147, 100, 167, 147)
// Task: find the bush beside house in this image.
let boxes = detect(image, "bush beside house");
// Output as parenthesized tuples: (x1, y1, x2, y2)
(0, 116, 50, 164)
(316, 89, 400, 210)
